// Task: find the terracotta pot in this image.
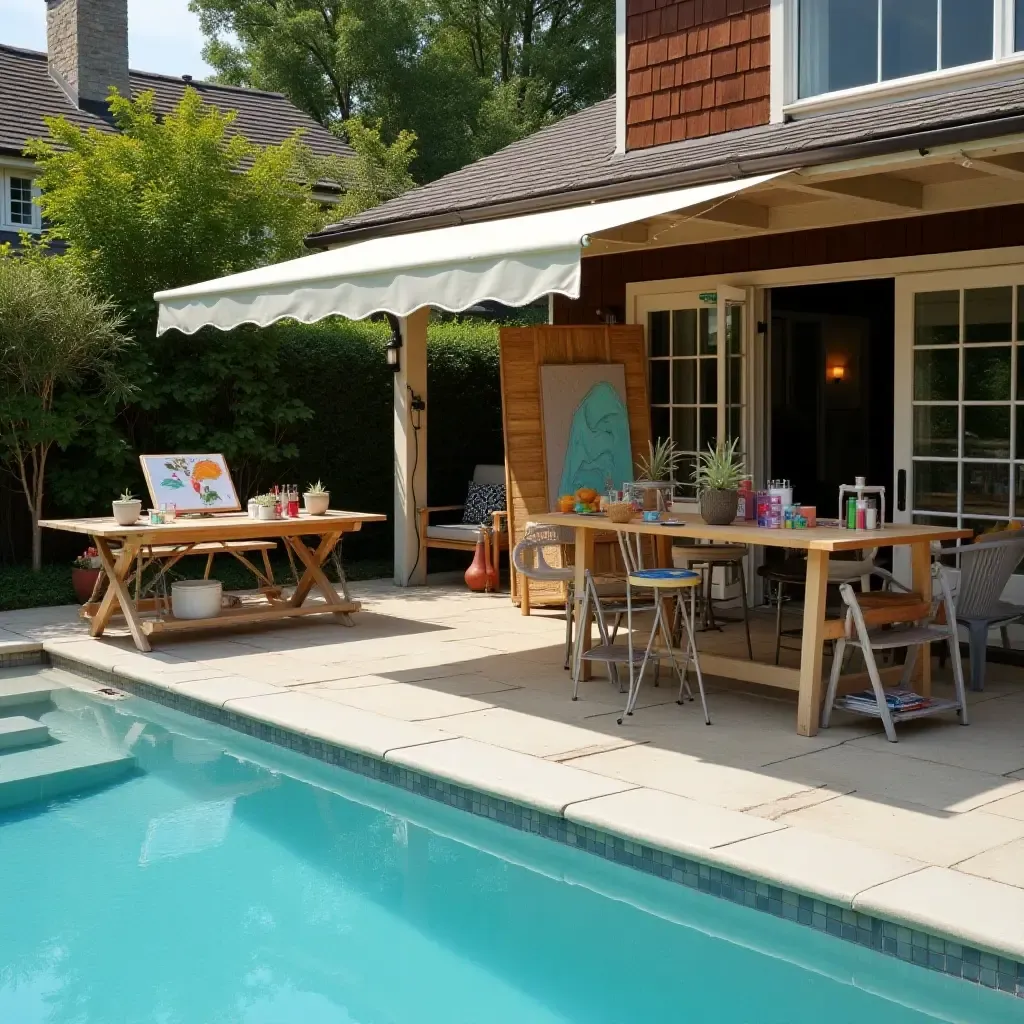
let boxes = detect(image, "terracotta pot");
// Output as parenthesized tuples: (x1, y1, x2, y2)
(465, 530, 498, 592)
(72, 567, 101, 604)
(699, 488, 739, 526)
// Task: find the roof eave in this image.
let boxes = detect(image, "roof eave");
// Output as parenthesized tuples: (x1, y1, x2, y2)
(304, 109, 1024, 249)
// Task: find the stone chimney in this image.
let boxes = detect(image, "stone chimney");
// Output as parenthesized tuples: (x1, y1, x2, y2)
(46, 0, 130, 114)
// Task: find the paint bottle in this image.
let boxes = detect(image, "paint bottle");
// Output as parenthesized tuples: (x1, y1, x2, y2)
(856, 498, 867, 530)
(846, 497, 857, 530)
(865, 504, 878, 530)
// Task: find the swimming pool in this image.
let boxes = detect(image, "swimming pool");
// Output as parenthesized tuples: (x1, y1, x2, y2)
(0, 683, 1018, 1024)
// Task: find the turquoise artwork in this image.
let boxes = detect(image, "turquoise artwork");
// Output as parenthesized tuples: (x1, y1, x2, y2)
(557, 381, 633, 498)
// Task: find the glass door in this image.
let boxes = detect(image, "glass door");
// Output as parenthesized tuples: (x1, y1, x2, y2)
(894, 268, 1024, 599)
(638, 287, 748, 504)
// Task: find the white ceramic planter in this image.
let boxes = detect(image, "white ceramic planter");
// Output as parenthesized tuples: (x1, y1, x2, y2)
(257, 504, 278, 521)
(304, 492, 330, 516)
(171, 579, 223, 620)
(248, 500, 259, 519)
(112, 500, 142, 526)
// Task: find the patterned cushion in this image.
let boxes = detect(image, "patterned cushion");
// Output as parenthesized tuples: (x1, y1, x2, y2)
(462, 481, 506, 525)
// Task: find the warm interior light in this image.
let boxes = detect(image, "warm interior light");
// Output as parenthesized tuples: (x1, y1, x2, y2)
(829, 364, 845, 382)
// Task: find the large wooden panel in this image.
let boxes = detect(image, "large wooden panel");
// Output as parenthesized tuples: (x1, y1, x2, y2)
(499, 325, 651, 605)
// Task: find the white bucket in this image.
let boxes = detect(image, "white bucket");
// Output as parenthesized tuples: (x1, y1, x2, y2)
(171, 579, 223, 620)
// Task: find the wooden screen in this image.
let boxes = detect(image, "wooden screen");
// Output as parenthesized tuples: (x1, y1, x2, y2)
(499, 324, 651, 606)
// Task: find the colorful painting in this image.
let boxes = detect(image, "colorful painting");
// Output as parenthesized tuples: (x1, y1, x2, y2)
(540, 364, 633, 509)
(139, 454, 240, 512)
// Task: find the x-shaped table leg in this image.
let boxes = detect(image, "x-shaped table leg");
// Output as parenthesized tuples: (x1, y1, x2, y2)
(91, 536, 151, 652)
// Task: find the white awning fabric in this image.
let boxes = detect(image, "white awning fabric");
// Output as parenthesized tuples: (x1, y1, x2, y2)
(155, 173, 783, 335)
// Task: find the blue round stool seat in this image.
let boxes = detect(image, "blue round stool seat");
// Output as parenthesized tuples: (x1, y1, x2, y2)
(627, 568, 702, 589)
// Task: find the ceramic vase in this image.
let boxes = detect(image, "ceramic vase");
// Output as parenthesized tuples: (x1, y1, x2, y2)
(71, 567, 101, 603)
(465, 530, 498, 592)
(699, 488, 739, 526)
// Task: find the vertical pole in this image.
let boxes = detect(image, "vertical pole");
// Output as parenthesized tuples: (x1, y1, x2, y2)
(796, 547, 830, 736)
(394, 307, 429, 586)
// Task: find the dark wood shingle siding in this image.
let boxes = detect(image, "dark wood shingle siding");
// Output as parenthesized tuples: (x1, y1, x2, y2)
(626, 0, 771, 151)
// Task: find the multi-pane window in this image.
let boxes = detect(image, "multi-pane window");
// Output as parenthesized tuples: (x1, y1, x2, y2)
(798, 0, 1020, 100)
(8, 177, 34, 226)
(912, 286, 1023, 544)
(648, 303, 745, 499)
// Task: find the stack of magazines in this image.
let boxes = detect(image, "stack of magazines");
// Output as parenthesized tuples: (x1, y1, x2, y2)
(841, 689, 933, 714)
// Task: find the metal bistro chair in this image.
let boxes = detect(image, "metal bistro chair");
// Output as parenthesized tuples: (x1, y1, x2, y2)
(512, 525, 576, 669)
(821, 562, 968, 743)
(674, 543, 753, 659)
(949, 533, 1024, 691)
(618, 530, 710, 727)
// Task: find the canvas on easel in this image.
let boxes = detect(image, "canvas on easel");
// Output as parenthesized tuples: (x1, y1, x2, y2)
(139, 454, 241, 513)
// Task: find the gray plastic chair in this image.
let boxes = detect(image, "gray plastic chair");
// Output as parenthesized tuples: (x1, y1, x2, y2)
(511, 526, 576, 669)
(950, 533, 1024, 691)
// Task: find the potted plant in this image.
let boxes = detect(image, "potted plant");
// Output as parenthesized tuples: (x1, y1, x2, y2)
(254, 493, 278, 521)
(112, 489, 142, 526)
(693, 439, 746, 525)
(634, 438, 681, 511)
(71, 547, 102, 603)
(303, 480, 330, 516)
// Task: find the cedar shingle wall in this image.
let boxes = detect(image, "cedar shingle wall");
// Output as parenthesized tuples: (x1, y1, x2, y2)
(553, 205, 1024, 323)
(626, 0, 771, 151)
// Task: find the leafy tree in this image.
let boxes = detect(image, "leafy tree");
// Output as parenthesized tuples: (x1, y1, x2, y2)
(0, 242, 134, 570)
(25, 88, 320, 509)
(189, 0, 614, 182)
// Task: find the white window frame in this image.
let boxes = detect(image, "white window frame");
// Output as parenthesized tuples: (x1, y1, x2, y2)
(774, 0, 1024, 120)
(0, 169, 42, 233)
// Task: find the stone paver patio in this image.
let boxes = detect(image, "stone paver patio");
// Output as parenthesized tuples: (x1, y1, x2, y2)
(3, 577, 1024, 965)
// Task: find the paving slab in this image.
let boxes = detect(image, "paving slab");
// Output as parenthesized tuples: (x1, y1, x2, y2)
(387, 736, 637, 816)
(165, 675, 283, 709)
(779, 793, 1024, 866)
(429, 705, 637, 759)
(983, 790, 1024, 822)
(855, 866, 1024, 961)
(564, 744, 825, 812)
(708, 825, 925, 907)
(565, 787, 783, 859)
(305, 681, 495, 721)
(956, 838, 1024, 889)
(223, 690, 454, 759)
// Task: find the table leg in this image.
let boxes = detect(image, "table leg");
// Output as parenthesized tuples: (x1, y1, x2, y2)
(92, 537, 151, 652)
(288, 533, 344, 608)
(911, 541, 934, 697)
(796, 548, 830, 737)
(574, 526, 596, 681)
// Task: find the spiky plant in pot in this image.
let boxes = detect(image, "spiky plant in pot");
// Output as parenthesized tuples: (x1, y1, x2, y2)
(693, 439, 746, 525)
(636, 438, 682, 481)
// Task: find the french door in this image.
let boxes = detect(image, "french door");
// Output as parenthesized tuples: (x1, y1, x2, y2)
(894, 266, 1024, 599)
(635, 286, 752, 506)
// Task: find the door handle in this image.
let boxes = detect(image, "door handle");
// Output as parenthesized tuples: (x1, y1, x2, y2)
(897, 469, 907, 513)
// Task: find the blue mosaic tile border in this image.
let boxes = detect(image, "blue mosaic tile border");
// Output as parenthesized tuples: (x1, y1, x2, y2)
(45, 652, 1024, 1000)
(0, 650, 43, 669)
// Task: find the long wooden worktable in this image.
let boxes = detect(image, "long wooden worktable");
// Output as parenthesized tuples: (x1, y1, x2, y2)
(40, 510, 385, 652)
(532, 513, 970, 736)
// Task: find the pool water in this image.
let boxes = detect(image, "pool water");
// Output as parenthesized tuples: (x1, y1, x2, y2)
(0, 686, 1018, 1024)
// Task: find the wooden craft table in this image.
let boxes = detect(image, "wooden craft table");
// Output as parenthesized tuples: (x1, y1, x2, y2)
(40, 510, 385, 652)
(532, 513, 969, 736)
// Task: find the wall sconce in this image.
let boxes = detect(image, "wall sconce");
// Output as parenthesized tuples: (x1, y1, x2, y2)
(828, 364, 846, 382)
(384, 313, 402, 373)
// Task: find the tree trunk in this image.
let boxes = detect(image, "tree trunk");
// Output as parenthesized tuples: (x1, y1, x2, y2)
(31, 518, 42, 573)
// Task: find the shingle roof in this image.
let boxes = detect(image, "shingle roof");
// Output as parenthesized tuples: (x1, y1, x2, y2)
(314, 74, 1024, 242)
(0, 43, 353, 163)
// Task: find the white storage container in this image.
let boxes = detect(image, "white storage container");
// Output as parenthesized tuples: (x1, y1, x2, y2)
(171, 579, 223, 620)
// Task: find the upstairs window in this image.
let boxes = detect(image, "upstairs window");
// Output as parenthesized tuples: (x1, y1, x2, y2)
(797, 0, 1019, 101)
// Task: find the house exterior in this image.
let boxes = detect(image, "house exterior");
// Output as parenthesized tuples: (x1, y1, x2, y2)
(0, 0, 353, 247)
(303, 0, 1024, 595)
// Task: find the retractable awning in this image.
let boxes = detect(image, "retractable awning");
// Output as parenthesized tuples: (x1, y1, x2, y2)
(155, 172, 783, 335)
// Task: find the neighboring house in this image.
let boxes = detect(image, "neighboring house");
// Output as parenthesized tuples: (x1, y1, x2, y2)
(307, 0, 1024, 597)
(0, 0, 353, 247)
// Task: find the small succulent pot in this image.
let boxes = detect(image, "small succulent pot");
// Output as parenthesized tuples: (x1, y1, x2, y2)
(257, 504, 278, 521)
(112, 499, 142, 526)
(304, 491, 330, 516)
(699, 488, 739, 526)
